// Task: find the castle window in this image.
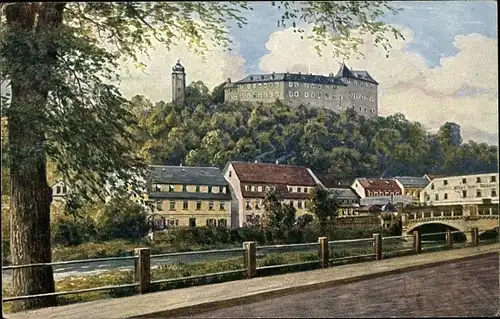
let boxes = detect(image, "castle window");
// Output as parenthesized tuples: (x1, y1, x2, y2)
(444, 193, 448, 200)
(264, 83, 267, 88)
(311, 92, 315, 98)
(304, 92, 309, 98)
(311, 83, 315, 88)
(325, 85, 329, 90)
(305, 83, 310, 88)
(318, 84, 322, 89)
(491, 176, 496, 182)
(294, 91, 299, 97)
(364, 107, 367, 112)
(247, 84, 250, 89)
(289, 82, 293, 88)
(289, 91, 294, 97)
(275, 91, 279, 97)
(253, 83, 256, 88)
(318, 93, 322, 98)
(294, 82, 299, 87)
(247, 93, 251, 98)
(332, 85, 337, 90)
(258, 83, 262, 88)
(270, 91, 274, 97)
(264, 92, 268, 98)
(258, 93, 262, 98)
(275, 83, 279, 88)
(371, 109, 375, 113)
(253, 93, 257, 98)
(325, 94, 329, 99)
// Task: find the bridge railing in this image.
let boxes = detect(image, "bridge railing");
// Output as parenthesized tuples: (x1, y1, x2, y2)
(2, 227, 493, 306)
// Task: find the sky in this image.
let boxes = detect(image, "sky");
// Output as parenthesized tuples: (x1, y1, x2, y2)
(117, 1, 497, 146)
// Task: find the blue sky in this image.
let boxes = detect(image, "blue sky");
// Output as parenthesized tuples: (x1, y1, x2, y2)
(229, 1, 498, 74)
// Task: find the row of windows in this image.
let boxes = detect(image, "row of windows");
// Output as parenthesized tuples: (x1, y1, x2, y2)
(288, 82, 339, 90)
(55, 185, 68, 195)
(349, 93, 376, 102)
(245, 82, 280, 89)
(245, 199, 305, 210)
(152, 184, 225, 194)
(238, 91, 281, 99)
(366, 190, 400, 196)
(244, 185, 276, 192)
(286, 90, 376, 103)
(347, 79, 376, 89)
(160, 200, 227, 211)
(427, 189, 498, 200)
(188, 218, 227, 227)
(431, 175, 497, 189)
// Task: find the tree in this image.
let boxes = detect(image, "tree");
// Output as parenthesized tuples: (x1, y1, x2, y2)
(1, 1, 405, 310)
(307, 187, 338, 235)
(261, 188, 296, 230)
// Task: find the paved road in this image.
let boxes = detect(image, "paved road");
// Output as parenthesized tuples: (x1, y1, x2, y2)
(190, 254, 500, 318)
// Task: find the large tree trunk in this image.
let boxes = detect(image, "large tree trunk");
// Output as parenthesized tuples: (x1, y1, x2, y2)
(5, 3, 65, 311)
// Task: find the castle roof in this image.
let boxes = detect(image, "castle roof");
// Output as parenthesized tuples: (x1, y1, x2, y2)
(233, 73, 347, 85)
(335, 63, 378, 84)
(172, 60, 185, 73)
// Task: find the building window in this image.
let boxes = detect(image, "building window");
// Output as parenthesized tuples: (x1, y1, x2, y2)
(462, 190, 467, 198)
(289, 82, 293, 88)
(219, 201, 225, 210)
(189, 218, 196, 227)
(206, 219, 216, 227)
(476, 190, 482, 198)
(491, 176, 496, 182)
(264, 92, 268, 98)
(156, 201, 163, 210)
(208, 186, 212, 193)
(264, 83, 268, 88)
(297, 187, 302, 193)
(325, 94, 329, 99)
(462, 178, 467, 184)
(196, 201, 202, 210)
(56, 186, 61, 194)
(255, 200, 260, 210)
(275, 91, 279, 97)
(312, 92, 315, 98)
(476, 177, 481, 183)
(246, 84, 250, 89)
(294, 91, 299, 97)
(207, 201, 214, 210)
(443, 180, 448, 186)
(229, 171, 232, 177)
(246, 200, 251, 210)
(218, 219, 227, 227)
(169, 201, 176, 211)
(304, 92, 309, 98)
(253, 83, 256, 88)
(183, 201, 188, 210)
(290, 201, 294, 207)
(258, 83, 262, 88)
(196, 185, 200, 192)
(182, 185, 187, 192)
(303, 188, 308, 193)
(297, 200, 303, 209)
(219, 186, 224, 193)
(294, 82, 299, 87)
(168, 185, 174, 192)
(289, 91, 294, 97)
(492, 189, 497, 197)
(435, 194, 439, 201)
(311, 83, 315, 88)
(444, 193, 448, 200)
(305, 83, 310, 88)
(269, 91, 274, 97)
(253, 93, 257, 98)
(431, 183, 434, 190)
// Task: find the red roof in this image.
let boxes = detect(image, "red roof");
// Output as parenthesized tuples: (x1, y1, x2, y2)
(230, 162, 317, 186)
(356, 178, 402, 192)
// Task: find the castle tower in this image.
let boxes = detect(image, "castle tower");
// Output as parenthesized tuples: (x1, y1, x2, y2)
(172, 60, 186, 105)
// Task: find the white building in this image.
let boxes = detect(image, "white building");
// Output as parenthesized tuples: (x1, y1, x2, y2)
(420, 173, 499, 206)
(51, 180, 69, 203)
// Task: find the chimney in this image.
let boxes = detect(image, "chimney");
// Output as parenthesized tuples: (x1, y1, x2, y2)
(275, 160, 279, 164)
(227, 77, 231, 83)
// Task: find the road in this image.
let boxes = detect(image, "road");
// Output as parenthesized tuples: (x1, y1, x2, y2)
(190, 253, 500, 318)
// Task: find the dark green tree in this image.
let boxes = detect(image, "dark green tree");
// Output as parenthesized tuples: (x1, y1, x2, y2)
(307, 187, 338, 235)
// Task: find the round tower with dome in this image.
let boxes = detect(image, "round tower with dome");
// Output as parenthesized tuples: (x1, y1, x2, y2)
(172, 60, 186, 105)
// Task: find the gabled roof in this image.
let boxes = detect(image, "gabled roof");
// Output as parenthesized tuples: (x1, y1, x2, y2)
(358, 204, 382, 212)
(229, 161, 318, 186)
(423, 174, 446, 181)
(328, 188, 360, 200)
(335, 63, 378, 84)
(394, 176, 429, 188)
(381, 202, 398, 212)
(149, 165, 228, 186)
(355, 178, 402, 192)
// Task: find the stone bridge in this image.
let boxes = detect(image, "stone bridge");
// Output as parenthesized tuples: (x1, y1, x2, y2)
(402, 204, 499, 241)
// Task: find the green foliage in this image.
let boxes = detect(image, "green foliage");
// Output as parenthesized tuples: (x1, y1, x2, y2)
(94, 197, 149, 240)
(307, 187, 338, 234)
(261, 188, 296, 231)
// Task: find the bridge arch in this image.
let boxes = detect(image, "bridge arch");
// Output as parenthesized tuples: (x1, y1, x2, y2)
(405, 221, 466, 235)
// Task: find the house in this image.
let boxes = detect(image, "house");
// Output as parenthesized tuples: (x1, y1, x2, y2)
(394, 176, 430, 205)
(420, 173, 499, 206)
(144, 165, 232, 228)
(351, 178, 402, 198)
(223, 161, 321, 227)
(51, 180, 69, 203)
(328, 188, 360, 217)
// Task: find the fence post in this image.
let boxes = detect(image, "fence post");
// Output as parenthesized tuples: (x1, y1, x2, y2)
(445, 229, 453, 249)
(414, 231, 422, 254)
(472, 227, 479, 245)
(373, 233, 382, 261)
(243, 241, 256, 279)
(318, 237, 329, 268)
(134, 248, 151, 294)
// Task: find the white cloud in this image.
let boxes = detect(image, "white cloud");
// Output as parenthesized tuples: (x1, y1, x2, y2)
(258, 26, 498, 145)
(118, 35, 246, 103)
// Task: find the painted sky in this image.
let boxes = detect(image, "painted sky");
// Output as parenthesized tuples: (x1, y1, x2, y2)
(119, 1, 498, 145)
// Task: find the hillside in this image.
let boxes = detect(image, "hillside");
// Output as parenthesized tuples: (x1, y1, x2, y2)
(127, 81, 498, 184)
